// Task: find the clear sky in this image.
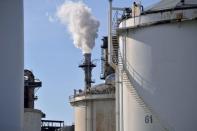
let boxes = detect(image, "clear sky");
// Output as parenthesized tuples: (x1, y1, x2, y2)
(24, 0, 159, 125)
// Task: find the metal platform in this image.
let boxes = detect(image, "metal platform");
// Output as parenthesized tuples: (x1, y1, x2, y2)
(41, 120, 64, 131)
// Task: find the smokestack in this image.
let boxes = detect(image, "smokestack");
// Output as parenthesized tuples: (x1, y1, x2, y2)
(79, 53, 96, 90)
(57, 1, 99, 90)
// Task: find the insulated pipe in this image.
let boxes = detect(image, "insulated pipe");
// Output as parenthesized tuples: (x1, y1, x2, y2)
(0, 0, 24, 130)
(115, 68, 120, 131)
(108, 0, 113, 65)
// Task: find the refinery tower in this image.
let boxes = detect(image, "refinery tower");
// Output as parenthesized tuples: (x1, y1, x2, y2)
(69, 50, 116, 131)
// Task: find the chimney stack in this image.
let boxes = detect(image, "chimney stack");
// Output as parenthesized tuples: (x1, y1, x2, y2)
(79, 53, 96, 90)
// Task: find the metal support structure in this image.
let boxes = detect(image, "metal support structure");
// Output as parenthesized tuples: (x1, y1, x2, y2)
(41, 120, 64, 131)
(24, 69, 42, 109)
(112, 7, 126, 11)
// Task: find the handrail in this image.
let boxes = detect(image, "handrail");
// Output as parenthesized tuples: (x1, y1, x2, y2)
(117, 50, 172, 131)
(118, 50, 156, 94)
(69, 86, 115, 101)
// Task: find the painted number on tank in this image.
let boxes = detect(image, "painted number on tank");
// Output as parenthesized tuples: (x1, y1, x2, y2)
(145, 115, 153, 124)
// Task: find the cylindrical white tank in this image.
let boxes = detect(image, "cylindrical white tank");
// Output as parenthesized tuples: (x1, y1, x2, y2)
(0, 0, 23, 130)
(70, 84, 115, 131)
(24, 109, 43, 131)
(74, 105, 86, 131)
(118, 4, 197, 131)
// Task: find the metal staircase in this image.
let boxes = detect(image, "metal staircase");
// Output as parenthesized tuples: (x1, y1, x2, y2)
(112, 36, 119, 65)
(117, 50, 170, 131)
(117, 52, 151, 114)
(122, 71, 152, 113)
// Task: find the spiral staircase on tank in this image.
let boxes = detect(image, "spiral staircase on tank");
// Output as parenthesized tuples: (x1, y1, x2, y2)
(110, 34, 171, 131)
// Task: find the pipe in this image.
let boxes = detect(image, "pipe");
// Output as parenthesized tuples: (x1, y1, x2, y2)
(108, 0, 113, 65)
(115, 68, 120, 131)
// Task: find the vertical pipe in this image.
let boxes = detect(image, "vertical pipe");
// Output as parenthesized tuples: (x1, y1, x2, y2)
(119, 70, 123, 131)
(108, 0, 113, 65)
(91, 101, 93, 131)
(115, 68, 120, 131)
(121, 70, 124, 131)
(0, 0, 24, 130)
(85, 101, 87, 131)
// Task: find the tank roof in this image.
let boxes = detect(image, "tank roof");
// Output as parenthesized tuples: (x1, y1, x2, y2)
(118, 0, 197, 31)
(147, 0, 197, 11)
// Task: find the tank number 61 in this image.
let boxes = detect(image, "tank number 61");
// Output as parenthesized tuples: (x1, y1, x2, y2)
(145, 115, 153, 124)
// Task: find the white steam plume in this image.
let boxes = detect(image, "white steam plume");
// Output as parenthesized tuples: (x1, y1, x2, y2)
(57, 1, 100, 54)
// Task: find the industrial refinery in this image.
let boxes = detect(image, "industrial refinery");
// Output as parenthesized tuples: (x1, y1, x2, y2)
(0, 0, 197, 131)
(69, 45, 115, 131)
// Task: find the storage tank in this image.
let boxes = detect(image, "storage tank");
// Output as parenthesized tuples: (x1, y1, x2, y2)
(24, 108, 43, 131)
(70, 83, 115, 131)
(0, 0, 23, 130)
(115, 0, 197, 131)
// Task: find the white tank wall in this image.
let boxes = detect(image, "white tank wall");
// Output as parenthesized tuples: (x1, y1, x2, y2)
(24, 109, 42, 131)
(120, 72, 166, 131)
(75, 104, 86, 131)
(93, 100, 115, 131)
(0, 0, 23, 130)
(73, 95, 115, 131)
(119, 20, 197, 131)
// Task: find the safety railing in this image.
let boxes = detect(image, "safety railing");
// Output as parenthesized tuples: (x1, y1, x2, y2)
(117, 50, 155, 93)
(69, 86, 115, 101)
(117, 49, 170, 131)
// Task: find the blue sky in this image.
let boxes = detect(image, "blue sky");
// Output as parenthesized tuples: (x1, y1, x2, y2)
(24, 0, 159, 125)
